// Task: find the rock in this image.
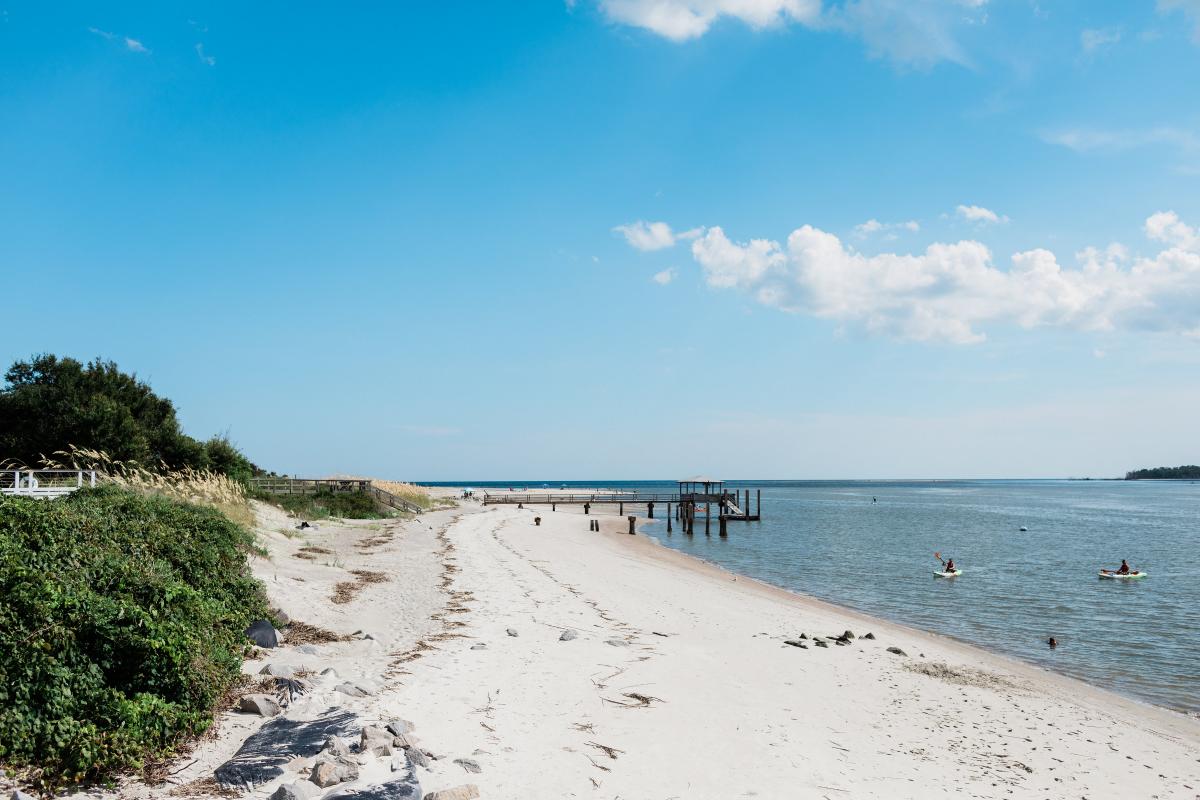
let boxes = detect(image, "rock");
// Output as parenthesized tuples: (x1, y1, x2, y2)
(506, 628, 519, 637)
(214, 709, 360, 787)
(424, 785, 480, 800)
(272, 607, 293, 626)
(246, 619, 280, 648)
(559, 630, 578, 641)
(321, 667, 339, 677)
(453, 757, 482, 774)
(470, 643, 487, 650)
(386, 719, 415, 737)
(310, 754, 359, 787)
(405, 747, 431, 768)
(260, 663, 296, 678)
(842, 630, 856, 640)
(814, 640, 829, 648)
(886, 647, 908, 656)
(328, 776, 421, 799)
(240, 694, 282, 717)
(862, 632, 876, 640)
(270, 781, 322, 800)
(296, 644, 321, 655)
(605, 639, 627, 647)
(798, 633, 807, 639)
(834, 639, 848, 646)
(783, 640, 808, 649)
(335, 682, 372, 697)
(322, 735, 351, 757)
(12, 792, 37, 800)
(362, 725, 394, 755)
(393, 733, 419, 749)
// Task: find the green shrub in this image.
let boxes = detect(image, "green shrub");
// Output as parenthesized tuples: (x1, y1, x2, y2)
(0, 486, 268, 791)
(256, 489, 385, 520)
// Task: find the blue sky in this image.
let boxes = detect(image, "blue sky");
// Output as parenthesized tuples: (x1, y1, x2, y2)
(3, 1, 1199, 479)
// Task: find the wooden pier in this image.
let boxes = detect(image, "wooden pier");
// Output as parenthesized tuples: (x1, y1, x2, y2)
(484, 477, 761, 536)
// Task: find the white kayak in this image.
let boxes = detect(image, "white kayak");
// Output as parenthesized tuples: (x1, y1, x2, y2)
(934, 569, 962, 578)
(1098, 571, 1147, 580)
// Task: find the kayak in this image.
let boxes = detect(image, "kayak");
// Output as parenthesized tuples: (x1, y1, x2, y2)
(1099, 571, 1148, 580)
(934, 569, 963, 578)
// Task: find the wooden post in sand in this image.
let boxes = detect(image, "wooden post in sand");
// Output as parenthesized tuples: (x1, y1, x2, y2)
(552, 503, 556, 511)
(628, 516, 636, 535)
(619, 502, 624, 515)
(584, 502, 590, 515)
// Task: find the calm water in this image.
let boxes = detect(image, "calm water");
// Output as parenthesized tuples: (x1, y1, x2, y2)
(424, 479, 1200, 714)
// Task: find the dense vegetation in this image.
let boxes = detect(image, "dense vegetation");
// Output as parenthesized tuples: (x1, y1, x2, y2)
(1125, 465, 1200, 480)
(253, 487, 385, 519)
(0, 486, 268, 790)
(0, 354, 259, 480)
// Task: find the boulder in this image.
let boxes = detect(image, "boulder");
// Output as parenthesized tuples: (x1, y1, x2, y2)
(271, 607, 292, 626)
(862, 632, 876, 640)
(506, 628, 519, 637)
(261, 663, 296, 678)
(783, 640, 807, 649)
(559, 630, 578, 642)
(246, 619, 280, 648)
(270, 781, 321, 800)
(310, 754, 359, 787)
(798, 633, 807, 639)
(322, 735, 351, 757)
(813, 640, 829, 648)
(362, 725, 394, 756)
(214, 710, 360, 787)
(240, 694, 282, 717)
(386, 719, 415, 737)
(335, 682, 372, 697)
(327, 776, 421, 799)
(424, 785, 480, 800)
(886, 647, 908, 656)
(405, 747, 431, 769)
(453, 757, 482, 774)
(834, 639, 848, 646)
(842, 630, 856, 640)
(392, 733, 418, 749)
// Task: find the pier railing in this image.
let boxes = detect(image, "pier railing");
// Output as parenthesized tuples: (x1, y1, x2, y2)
(1, 469, 97, 499)
(483, 492, 683, 505)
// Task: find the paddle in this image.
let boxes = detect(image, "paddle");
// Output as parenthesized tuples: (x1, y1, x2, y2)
(934, 551, 946, 568)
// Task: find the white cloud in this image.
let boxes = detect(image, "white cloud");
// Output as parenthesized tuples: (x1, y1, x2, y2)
(1080, 27, 1121, 52)
(653, 268, 677, 285)
(686, 213, 1200, 344)
(195, 42, 215, 66)
(595, 0, 989, 64)
(598, 0, 820, 41)
(955, 204, 1008, 224)
(89, 27, 149, 53)
(1159, 0, 1200, 42)
(855, 218, 920, 238)
(613, 220, 701, 251)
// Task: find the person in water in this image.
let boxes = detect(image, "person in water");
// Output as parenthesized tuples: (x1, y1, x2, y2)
(944, 558, 956, 572)
(1116, 559, 1131, 575)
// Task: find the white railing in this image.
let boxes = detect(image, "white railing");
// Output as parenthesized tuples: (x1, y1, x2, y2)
(0, 469, 97, 499)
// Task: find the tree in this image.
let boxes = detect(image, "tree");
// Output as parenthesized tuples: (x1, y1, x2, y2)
(0, 354, 257, 477)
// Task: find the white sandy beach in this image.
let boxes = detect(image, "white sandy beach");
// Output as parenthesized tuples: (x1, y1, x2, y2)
(93, 496, 1200, 800)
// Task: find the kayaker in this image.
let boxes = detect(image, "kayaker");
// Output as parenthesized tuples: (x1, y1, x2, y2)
(944, 558, 956, 573)
(1116, 559, 1131, 575)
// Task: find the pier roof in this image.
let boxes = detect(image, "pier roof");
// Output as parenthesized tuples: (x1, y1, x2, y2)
(678, 476, 721, 484)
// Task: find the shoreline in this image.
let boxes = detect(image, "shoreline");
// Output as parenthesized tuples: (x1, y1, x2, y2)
(621, 517, 1200, 726)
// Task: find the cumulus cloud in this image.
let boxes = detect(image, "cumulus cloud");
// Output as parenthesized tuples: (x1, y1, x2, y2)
(595, 0, 989, 64)
(613, 220, 700, 251)
(956, 204, 1008, 224)
(684, 214, 1200, 344)
(653, 268, 677, 285)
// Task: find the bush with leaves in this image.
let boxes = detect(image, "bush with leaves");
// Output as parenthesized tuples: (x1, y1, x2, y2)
(0, 486, 268, 790)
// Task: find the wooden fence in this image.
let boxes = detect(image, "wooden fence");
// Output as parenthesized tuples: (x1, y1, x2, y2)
(248, 477, 421, 514)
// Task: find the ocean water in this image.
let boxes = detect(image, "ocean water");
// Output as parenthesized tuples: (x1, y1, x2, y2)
(423, 479, 1200, 714)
